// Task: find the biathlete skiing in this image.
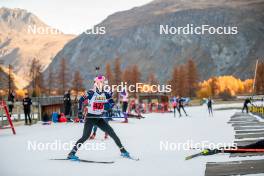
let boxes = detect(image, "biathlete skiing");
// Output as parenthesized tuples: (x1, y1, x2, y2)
(178, 96, 188, 117)
(171, 96, 180, 117)
(89, 91, 113, 140)
(120, 88, 129, 123)
(67, 75, 131, 160)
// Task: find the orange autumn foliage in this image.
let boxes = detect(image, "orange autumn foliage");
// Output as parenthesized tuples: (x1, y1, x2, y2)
(196, 76, 253, 98)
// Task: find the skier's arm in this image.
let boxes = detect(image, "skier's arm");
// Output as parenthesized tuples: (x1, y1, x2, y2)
(78, 91, 94, 117)
(105, 92, 115, 108)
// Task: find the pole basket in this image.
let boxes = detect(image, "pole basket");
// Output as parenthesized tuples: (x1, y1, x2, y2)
(0, 100, 16, 135)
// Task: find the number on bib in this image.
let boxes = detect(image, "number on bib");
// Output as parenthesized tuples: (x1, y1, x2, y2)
(93, 102, 104, 111)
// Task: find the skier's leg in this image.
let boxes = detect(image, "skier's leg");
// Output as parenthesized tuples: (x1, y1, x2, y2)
(242, 106, 245, 113)
(208, 106, 212, 115)
(246, 106, 249, 113)
(90, 125, 97, 139)
(210, 107, 213, 116)
(24, 112, 28, 124)
(123, 102, 128, 123)
(93, 126, 97, 134)
(104, 119, 109, 139)
(96, 118, 127, 153)
(177, 107, 182, 117)
(28, 112, 32, 124)
(173, 107, 176, 117)
(69, 118, 94, 156)
(182, 106, 188, 116)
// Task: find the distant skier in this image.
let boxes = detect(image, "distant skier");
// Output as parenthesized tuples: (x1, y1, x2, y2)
(207, 97, 213, 116)
(22, 93, 32, 125)
(171, 96, 179, 117)
(120, 88, 129, 123)
(242, 97, 253, 113)
(67, 75, 130, 160)
(178, 96, 188, 117)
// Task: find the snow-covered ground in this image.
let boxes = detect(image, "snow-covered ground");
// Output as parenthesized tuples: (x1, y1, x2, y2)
(0, 103, 263, 176)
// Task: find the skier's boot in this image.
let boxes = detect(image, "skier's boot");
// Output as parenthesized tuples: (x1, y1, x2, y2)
(120, 147, 130, 158)
(67, 151, 79, 161)
(89, 133, 96, 140)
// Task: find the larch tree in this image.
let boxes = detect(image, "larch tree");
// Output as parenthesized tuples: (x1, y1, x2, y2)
(105, 62, 114, 86)
(113, 58, 122, 86)
(210, 76, 218, 97)
(178, 65, 187, 96)
(169, 65, 180, 96)
(187, 59, 199, 97)
(147, 71, 159, 85)
(47, 66, 55, 95)
(57, 58, 70, 95)
(72, 70, 84, 96)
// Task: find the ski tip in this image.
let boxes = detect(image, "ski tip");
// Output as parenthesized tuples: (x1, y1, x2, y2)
(122, 156, 140, 161)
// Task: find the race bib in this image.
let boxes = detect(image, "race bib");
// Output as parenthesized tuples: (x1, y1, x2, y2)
(92, 102, 104, 111)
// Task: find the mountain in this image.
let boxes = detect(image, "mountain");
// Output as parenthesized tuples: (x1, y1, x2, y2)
(45, 0, 264, 86)
(0, 7, 75, 89)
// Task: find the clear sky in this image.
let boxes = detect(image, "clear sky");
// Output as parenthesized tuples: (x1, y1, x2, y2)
(0, 0, 152, 34)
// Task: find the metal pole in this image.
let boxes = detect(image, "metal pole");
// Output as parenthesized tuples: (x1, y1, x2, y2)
(8, 64, 12, 95)
(253, 59, 259, 96)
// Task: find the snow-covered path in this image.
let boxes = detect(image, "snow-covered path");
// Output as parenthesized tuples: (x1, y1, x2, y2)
(0, 104, 253, 176)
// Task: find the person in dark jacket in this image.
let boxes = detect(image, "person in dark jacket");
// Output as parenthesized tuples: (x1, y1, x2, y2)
(63, 90, 72, 121)
(242, 97, 253, 113)
(207, 97, 213, 116)
(23, 93, 32, 125)
(7, 90, 15, 115)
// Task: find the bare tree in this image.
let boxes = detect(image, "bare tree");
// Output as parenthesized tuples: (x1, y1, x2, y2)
(46, 66, 55, 95)
(147, 71, 158, 85)
(186, 59, 199, 97)
(169, 65, 180, 96)
(113, 58, 122, 85)
(105, 62, 114, 86)
(72, 70, 84, 96)
(57, 58, 70, 95)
